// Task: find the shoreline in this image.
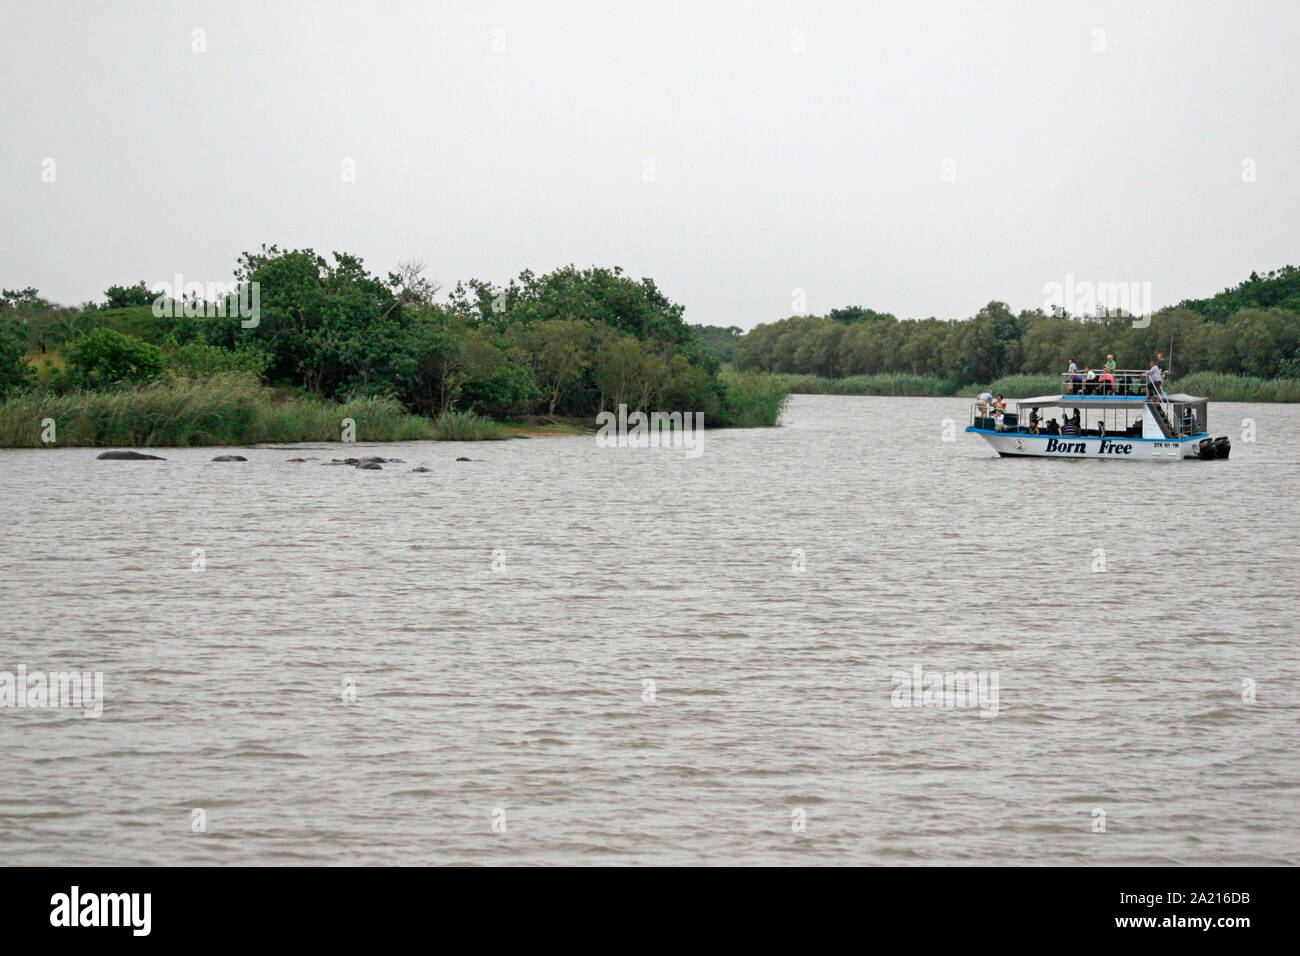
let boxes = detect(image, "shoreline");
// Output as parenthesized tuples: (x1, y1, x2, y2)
(0, 371, 788, 448)
(0, 419, 592, 450)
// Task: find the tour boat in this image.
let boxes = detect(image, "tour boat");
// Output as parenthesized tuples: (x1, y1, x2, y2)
(966, 369, 1231, 460)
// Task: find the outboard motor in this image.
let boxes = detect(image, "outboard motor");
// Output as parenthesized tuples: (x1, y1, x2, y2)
(1214, 436, 1231, 459)
(1198, 438, 1216, 460)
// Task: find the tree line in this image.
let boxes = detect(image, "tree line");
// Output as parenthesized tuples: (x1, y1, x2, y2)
(731, 267, 1300, 385)
(0, 248, 785, 426)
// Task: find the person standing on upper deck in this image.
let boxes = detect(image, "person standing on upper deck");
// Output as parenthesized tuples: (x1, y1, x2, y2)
(1104, 354, 1117, 374)
(1147, 358, 1163, 398)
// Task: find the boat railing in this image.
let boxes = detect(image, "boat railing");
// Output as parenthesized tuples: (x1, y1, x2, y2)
(1060, 368, 1150, 396)
(969, 404, 1011, 428)
(969, 403, 1145, 438)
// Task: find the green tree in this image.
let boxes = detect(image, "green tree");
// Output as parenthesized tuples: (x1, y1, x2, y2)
(828, 306, 896, 325)
(103, 281, 157, 309)
(519, 318, 592, 415)
(0, 319, 32, 397)
(691, 324, 744, 364)
(65, 329, 166, 387)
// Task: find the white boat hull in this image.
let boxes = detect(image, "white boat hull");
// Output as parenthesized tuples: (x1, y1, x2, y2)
(966, 428, 1209, 460)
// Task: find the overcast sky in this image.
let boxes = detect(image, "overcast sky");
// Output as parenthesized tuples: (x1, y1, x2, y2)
(2, 1, 1297, 328)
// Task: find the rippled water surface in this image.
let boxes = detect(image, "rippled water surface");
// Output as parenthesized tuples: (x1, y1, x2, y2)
(2, 395, 1298, 865)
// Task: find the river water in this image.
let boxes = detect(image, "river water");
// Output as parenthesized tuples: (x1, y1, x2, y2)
(1, 394, 1297, 865)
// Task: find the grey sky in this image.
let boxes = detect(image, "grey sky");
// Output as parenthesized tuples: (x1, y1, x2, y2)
(2, 0, 1297, 328)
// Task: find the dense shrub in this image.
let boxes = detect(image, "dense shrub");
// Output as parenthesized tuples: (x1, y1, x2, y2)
(65, 329, 166, 388)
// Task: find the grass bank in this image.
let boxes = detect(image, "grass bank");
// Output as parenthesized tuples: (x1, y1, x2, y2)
(1169, 373, 1300, 403)
(0, 371, 789, 448)
(973, 374, 1064, 398)
(0, 374, 507, 447)
(774, 373, 958, 396)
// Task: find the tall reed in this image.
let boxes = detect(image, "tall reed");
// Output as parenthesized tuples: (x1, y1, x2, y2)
(1173, 373, 1300, 403)
(716, 371, 790, 426)
(0, 374, 508, 447)
(774, 372, 956, 396)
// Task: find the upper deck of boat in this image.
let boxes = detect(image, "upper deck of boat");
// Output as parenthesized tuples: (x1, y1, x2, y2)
(1001, 369, 1207, 409)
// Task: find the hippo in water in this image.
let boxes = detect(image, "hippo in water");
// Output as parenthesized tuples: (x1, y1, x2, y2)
(455, 457, 472, 462)
(411, 466, 432, 472)
(211, 455, 247, 462)
(97, 451, 165, 460)
(356, 461, 383, 470)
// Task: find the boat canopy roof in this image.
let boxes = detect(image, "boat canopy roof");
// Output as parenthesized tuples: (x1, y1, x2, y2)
(1008, 392, 1207, 409)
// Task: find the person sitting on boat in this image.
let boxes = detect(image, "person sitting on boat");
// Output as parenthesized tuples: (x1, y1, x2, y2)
(1083, 366, 1097, 394)
(1098, 369, 1115, 395)
(1183, 407, 1199, 433)
(1062, 417, 1080, 436)
(993, 410, 1006, 431)
(1044, 418, 1060, 435)
(1068, 360, 1081, 393)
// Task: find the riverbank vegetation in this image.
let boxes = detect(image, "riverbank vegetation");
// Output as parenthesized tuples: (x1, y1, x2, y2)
(0, 251, 789, 447)
(770, 373, 959, 397)
(736, 267, 1300, 401)
(0, 373, 508, 448)
(768, 370, 1300, 404)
